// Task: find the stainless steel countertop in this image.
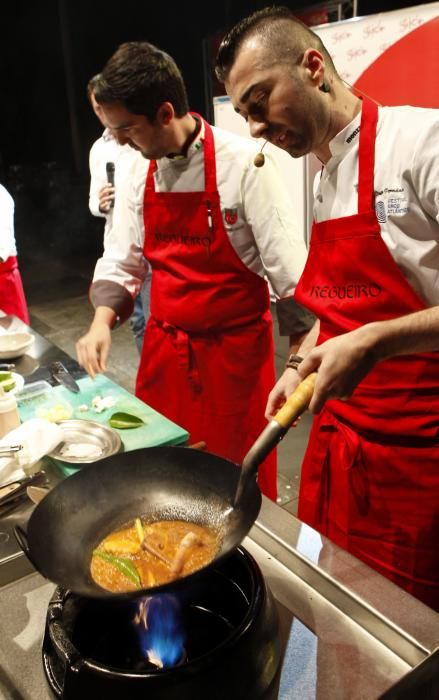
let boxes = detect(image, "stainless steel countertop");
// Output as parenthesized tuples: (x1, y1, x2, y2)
(0, 315, 86, 590)
(246, 497, 439, 698)
(0, 315, 86, 387)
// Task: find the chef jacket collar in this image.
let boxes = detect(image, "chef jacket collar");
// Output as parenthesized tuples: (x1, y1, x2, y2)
(325, 110, 362, 174)
(102, 128, 115, 142)
(166, 115, 204, 161)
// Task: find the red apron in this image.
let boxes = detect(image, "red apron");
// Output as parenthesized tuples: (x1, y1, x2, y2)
(295, 99, 439, 610)
(0, 256, 29, 324)
(135, 117, 277, 500)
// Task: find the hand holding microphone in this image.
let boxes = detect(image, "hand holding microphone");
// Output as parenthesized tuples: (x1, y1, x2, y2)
(98, 162, 115, 213)
(105, 162, 115, 209)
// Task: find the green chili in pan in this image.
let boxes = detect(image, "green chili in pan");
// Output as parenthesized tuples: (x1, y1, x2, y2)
(93, 550, 142, 588)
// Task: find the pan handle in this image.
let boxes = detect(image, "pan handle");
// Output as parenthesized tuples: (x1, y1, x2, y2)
(271, 372, 317, 429)
(234, 373, 317, 507)
(187, 441, 207, 451)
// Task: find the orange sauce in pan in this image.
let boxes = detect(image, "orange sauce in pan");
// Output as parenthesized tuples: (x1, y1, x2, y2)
(91, 519, 221, 593)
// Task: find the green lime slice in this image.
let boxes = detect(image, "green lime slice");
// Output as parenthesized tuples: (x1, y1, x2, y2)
(0, 371, 12, 381)
(108, 412, 145, 429)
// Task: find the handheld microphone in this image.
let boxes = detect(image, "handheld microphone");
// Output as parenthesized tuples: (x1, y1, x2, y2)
(106, 162, 115, 208)
(254, 141, 267, 168)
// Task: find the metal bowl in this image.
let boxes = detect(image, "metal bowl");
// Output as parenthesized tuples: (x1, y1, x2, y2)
(49, 419, 122, 464)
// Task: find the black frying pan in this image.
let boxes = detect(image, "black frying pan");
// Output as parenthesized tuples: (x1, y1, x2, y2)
(16, 373, 317, 599)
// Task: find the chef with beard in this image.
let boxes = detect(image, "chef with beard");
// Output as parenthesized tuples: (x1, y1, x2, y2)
(216, 6, 439, 609)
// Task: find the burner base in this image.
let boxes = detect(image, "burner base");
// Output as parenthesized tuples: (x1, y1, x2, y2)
(43, 547, 281, 699)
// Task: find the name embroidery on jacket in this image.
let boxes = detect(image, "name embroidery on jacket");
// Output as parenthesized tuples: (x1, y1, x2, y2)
(155, 232, 211, 248)
(309, 284, 382, 299)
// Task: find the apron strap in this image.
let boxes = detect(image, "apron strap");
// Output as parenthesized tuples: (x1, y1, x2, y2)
(153, 318, 202, 393)
(357, 98, 379, 215)
(145, 159, 157, 192)
(197, 116, 217, 193)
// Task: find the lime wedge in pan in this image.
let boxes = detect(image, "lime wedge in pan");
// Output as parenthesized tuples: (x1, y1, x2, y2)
(108, 412, 145, 429)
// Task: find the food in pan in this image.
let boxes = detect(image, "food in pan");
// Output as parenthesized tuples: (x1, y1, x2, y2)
(91, 518, 221, 593)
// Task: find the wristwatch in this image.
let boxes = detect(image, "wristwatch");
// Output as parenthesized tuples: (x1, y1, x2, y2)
(285, 354, 304, 371)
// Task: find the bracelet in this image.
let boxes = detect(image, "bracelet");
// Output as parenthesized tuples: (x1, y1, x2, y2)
(285, 354, 304, 371)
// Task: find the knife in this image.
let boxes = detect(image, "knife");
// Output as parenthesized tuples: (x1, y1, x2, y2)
(0, 471, 47, 508)
(50, 361, 81, 393)
(0, 444, 23, 456)
(27, 485, 51, 505)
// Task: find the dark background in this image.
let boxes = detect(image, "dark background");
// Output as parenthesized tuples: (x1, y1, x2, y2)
(0, 0, 436, 266)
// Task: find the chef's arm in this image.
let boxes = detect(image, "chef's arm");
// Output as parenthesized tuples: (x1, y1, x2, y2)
(298, 306, 439, 414)
(367, 306, 439, 357)
(78, 157, 149, 378)
(265, 319, 319, 419)
(76, 305, 117, 378)
(294, 318, 320, 356)
(77, 251, 148, 376)
(78, 280, 145, 384)
(276, 297, 316, 346)
(288, 332, 308, 355)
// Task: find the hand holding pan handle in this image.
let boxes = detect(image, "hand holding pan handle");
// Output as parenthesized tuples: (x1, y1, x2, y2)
(233, 372, 317, 507)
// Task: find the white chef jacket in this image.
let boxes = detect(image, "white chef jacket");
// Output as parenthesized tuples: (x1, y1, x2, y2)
(0, 184, 16, 262)
(314, 105, 439, 306)
(91, 119, 312, 332)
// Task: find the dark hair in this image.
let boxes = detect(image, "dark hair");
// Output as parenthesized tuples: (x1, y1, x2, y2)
(94, 42, 189, 122)
(86, 73, 102, 101)
(215, 6, 336, 82)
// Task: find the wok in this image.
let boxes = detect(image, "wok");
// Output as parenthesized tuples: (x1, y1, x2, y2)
(16, 373, 316, 599)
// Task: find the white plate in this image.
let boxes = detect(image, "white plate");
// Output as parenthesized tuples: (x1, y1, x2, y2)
(0, 332, 34, 360)
(5, 372, 25, 395)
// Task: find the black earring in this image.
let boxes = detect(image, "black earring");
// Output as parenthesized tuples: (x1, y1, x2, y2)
(319, 81, 330, 93)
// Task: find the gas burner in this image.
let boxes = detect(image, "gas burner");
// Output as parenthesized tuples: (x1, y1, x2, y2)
(43, 546, 281, 699)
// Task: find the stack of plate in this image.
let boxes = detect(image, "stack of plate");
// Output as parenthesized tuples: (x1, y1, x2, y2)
(0, 332, 34, 359)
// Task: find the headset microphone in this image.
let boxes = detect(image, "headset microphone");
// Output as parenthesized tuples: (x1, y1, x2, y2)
(254, 141, 267, 168)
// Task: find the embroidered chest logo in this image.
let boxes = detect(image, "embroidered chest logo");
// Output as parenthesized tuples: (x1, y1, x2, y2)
(374, 188, 409, 221)
(387, 196, 409, 216)
(223, 208, 238, 226)
(376, 201, 387, 223)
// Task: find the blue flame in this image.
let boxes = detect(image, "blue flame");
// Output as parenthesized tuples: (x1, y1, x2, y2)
(134, 594, 185, 668)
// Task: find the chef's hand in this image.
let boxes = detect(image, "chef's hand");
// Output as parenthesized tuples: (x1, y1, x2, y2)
(265, 368, 301, 420)
(76, 319, 112, 379)
(297, 326, 378, 414)
(98, 184, 115, 214)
